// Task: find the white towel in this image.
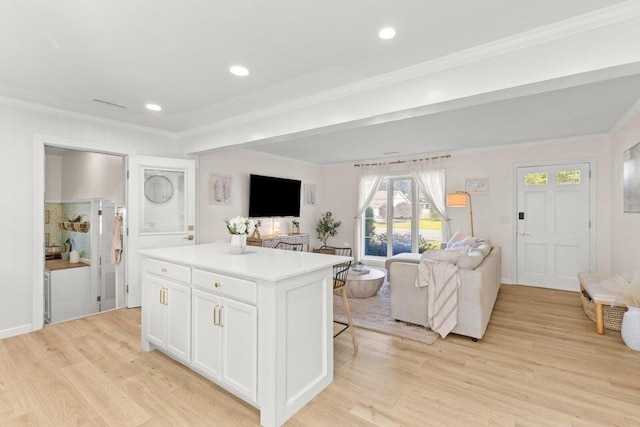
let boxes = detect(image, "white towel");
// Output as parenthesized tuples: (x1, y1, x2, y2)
(111, 214, 123, 264)
(415, 257, 460, 338)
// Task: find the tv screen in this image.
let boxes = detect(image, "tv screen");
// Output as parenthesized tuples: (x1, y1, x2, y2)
(249, 174, 301, 217)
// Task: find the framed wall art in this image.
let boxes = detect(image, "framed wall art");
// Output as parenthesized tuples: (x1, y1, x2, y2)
(624, 141, 640, 212)
(304, 183, 316, 206)
(209, 173, 232, 205)
(465, 178, 488, 195)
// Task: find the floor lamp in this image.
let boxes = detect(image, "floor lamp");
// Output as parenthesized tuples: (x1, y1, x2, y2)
(447, 191, 474, 237)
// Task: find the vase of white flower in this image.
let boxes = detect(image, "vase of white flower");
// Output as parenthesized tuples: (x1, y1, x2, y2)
(611, 271, 640, 351)
(621, 306, 640, 351)
(230, 234, 247, 254)
(225, 216, 254, 254)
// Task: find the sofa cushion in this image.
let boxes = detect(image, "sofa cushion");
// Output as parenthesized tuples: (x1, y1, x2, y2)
(446, 230, 476, 248)
(471, 241, 492, 258)
(424, 246, 469, 263)
(456, 250, 485, 270)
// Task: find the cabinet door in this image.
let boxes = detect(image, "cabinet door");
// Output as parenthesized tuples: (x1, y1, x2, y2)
(165, 281, 192, 363)
(220, 297, 257, 402)
(145, 275, 167, 348)
(192, 289, 222, 380)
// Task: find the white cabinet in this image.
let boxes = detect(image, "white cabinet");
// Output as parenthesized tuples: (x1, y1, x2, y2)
(145, 274, 191, 364)
(49, 266, 91, 324)
(140, 243, 345, 427)
(192, 288, 257, 403)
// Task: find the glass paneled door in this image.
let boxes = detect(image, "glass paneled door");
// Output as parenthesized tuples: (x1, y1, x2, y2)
(127, 156, 196, 307)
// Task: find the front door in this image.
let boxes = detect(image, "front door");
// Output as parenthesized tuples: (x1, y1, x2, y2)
(516, 162, 591, 291)
(127, 156, 196, 307)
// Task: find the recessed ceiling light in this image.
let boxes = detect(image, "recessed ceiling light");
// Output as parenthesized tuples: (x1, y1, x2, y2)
(379, 27, 396, 40)
(230, 65, 250, 77)
(145, 103, 162, 111)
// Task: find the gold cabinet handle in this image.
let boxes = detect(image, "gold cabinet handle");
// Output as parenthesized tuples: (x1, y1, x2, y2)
(183, 235, 194, 240)
(214, 305, 221, 326)
(160, 287, 163, 305)
(214, 282, 221, 288)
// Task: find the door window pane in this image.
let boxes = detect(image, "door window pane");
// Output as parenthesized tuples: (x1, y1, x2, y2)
(391, 178, 413, 255)
(364, 180, 387, 256)
(525, 172, 547, 186)
(363, 176, 443, 257)
(418, 190, 443, 253)
(141, 168, 185, 233)
(555, 170, 580, 185)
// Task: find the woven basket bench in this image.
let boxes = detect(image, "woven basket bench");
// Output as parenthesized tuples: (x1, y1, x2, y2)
(578, 272, 628, 334)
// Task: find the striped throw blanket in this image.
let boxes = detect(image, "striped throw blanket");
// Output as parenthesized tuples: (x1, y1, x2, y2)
(415, 254, 461, 338)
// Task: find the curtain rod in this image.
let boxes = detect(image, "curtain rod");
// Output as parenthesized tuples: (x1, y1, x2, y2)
(354, 154, 451, 167)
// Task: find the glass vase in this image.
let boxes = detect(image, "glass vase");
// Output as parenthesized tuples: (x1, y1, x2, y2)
(230, 234, 247, 254)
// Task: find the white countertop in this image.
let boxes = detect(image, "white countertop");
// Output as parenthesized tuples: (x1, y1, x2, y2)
(139, 242, 352, 282)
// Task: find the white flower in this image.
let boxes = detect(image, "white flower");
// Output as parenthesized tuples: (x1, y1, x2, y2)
(225, 216, 255, 235)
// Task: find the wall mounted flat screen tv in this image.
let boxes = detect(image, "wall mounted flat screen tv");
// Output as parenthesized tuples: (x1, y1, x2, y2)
(249, 174, 301, 217)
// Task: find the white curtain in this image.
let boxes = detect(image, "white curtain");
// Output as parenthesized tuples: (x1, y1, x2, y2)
(354, 163, 389, 260)
(407, 159, 451, 241)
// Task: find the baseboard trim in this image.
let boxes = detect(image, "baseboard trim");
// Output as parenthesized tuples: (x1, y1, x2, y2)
(0, 324, 32, 340)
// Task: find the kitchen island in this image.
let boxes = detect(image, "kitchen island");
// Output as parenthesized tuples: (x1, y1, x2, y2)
(139, 242, 350, 427)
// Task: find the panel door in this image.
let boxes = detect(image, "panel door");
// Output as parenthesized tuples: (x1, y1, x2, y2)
(145, 275, 167, 348)
(165, 281, 192, 364)
(516, 163, 591, 291)
(99, 198, 117, 311)
(221, 297, 258, 403)
(192, 289, 222, 380)
(127, 155, 197, 308)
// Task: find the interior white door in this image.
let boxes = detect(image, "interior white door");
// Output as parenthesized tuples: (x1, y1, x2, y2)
(127, 155, 196, 307)
(99, 199, 117, 311)
(516, 163, 591, 291)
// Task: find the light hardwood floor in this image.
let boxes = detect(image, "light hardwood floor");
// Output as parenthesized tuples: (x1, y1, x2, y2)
(1, 284, 639, 426)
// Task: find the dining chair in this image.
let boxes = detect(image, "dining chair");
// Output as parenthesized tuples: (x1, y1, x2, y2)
(274, 241, 304, 251)
(315, 246, 358, 351)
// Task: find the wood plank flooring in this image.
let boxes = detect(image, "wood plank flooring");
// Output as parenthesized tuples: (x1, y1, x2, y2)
(1, 284, 639, 426)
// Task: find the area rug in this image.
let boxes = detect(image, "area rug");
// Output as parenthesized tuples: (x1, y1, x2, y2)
(334, 282, 440, 345)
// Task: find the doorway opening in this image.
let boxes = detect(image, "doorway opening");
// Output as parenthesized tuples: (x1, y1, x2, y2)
(43, 146, 127, 325)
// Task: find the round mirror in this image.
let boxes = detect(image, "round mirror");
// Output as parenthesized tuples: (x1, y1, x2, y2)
(144, 175, 174, 204)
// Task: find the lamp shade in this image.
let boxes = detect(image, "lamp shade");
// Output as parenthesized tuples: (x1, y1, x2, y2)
(447, 193, 468, 207)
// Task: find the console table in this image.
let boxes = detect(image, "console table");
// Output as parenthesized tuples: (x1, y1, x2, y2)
(247, 233, 310, 251)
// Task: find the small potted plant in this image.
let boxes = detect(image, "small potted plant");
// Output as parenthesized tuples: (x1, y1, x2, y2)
(315, 211, 341, 247)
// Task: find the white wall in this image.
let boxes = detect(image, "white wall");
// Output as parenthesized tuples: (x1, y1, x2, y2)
(197, 149, 324, 244)
(45, 154, 62, 201)
(611, 113, 640, 272)
(323, 136, 613, 283)
(61, 151, 125, 203)
(0, 102, 179, 339)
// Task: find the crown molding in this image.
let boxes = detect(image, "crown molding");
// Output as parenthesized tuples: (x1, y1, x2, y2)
(179, 1, 640, 140)
(0, 95, 178, 140)
(609, 95, 640, 135)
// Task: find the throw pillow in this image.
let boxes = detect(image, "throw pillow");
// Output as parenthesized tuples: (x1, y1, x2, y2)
(447, 230, 477, 249)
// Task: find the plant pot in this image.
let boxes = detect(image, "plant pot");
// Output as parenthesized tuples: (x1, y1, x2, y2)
(230, 234, 247, 254)
(621, 306, 640, 351)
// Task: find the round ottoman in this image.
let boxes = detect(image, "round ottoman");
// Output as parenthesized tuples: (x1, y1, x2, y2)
(345, 269, 385, 298)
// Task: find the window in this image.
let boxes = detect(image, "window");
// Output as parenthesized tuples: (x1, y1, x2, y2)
(524, 172, 547, 186)
(555, 170, 580, 185)
(363, 176, 442, 258)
